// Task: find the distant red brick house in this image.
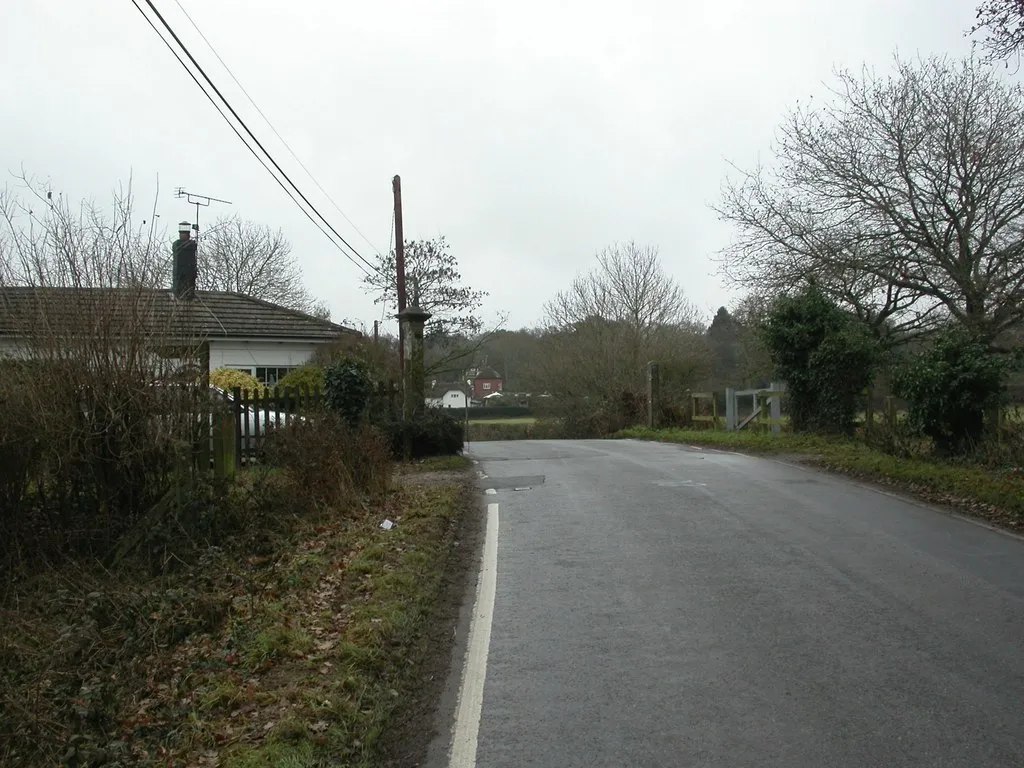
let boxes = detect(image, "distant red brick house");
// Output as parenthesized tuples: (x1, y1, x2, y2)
(471, 367, 503, 400)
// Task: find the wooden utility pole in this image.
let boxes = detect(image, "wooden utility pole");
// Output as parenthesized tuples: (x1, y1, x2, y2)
(393, 175, 407, 376)
(373, 319, 379, 344)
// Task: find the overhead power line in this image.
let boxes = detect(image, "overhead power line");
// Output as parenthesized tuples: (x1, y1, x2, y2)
(169, 0, 383, 258)
(126, 0, 371, 277)
(131, 0, 381, 278)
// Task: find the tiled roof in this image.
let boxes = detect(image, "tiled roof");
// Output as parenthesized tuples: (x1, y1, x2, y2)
(0, 287, 358, 342)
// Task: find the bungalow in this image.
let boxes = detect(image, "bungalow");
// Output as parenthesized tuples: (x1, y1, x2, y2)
(426, 382, 469, 409)
(0, 225, 359, 385)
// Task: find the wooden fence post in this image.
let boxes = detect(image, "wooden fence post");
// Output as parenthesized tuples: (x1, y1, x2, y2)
(864, 384, 875, 437)
(647, 361, 660, 429)
(195, 395, 211, 473)
(990, 405, 1003, 444)
(232, 386, 243, 469)
(769, 383, 782, 435)
(212, 411, 236, 480)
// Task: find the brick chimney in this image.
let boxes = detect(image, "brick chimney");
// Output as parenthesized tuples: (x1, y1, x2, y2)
(171, 221, 198, 300)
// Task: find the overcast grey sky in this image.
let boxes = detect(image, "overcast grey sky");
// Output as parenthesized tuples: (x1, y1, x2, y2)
(1, 1, 979, 334)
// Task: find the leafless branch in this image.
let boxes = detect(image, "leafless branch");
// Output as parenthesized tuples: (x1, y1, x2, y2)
(971, 0, 1024, 63)
(539, 242, 709, 403)
(194, 213, 323, 315)
(716, 55, 1024, 344)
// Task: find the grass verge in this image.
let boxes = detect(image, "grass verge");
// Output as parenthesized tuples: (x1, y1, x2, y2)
(467, 417, 537, 426)
(467, 419, 562, 442)
(217, 480, 469, 767)
(1, 468, 474, 767)
(617, 427, 1024, 527)
(396, 454, 472, 474)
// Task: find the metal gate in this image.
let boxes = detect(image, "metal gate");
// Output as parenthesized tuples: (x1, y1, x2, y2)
(724, 383, 786, 433)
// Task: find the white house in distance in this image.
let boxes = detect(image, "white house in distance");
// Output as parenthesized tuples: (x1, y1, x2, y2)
(0, 225, 360, 384)
(426, 381, 469, 409)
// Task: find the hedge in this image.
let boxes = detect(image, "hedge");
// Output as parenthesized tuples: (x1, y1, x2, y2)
(459, 405, 532, 419)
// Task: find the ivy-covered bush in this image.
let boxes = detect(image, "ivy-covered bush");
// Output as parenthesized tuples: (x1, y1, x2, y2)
(761, 287, 880, 435)
(893, 327, 1018, 456)
(324, 358, 373, 428)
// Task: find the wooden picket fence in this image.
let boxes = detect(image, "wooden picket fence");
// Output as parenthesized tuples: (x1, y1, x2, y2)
(229, 386, 325, 467)
(203, 380, 400, 472)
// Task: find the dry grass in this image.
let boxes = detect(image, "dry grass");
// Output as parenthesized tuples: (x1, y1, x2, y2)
(0, 469, 471, 767)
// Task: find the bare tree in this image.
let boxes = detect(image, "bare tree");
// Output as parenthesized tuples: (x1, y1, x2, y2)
(198, 213, 325, 316)
(545, 243, 699, 337)
(728, 293, 776, 387)
(716, 223, 941, 344)
(972, 0, 1024, 62)
(717, 56, 1024, 345)
(1, 176, 166, 289)
(539, 243, 708, 410)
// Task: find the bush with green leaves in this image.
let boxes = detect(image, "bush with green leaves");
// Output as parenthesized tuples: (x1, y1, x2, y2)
(324, 358, 373, 428)
(275, 364, 325, 394)
(210, 367, 265, 395)
(761, 287, 880, 435)
(893, 328, 1019, 456)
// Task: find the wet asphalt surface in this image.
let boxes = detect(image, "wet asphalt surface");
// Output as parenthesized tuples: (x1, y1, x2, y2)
(453, 439, 1024, 768)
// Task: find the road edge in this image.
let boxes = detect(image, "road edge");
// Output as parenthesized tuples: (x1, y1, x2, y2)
(623, 437, 1024, 543)
(420, 487, 492, 768)
(379, 474, 488, 768)
(447, 501, 499, 768)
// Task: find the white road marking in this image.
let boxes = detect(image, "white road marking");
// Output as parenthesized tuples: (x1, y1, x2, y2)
(485, 488, 496, 495)
(448, 502, 499, 768)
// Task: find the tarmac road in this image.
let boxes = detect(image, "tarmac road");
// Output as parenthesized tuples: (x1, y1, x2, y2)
(432, 438, 1024, 768)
